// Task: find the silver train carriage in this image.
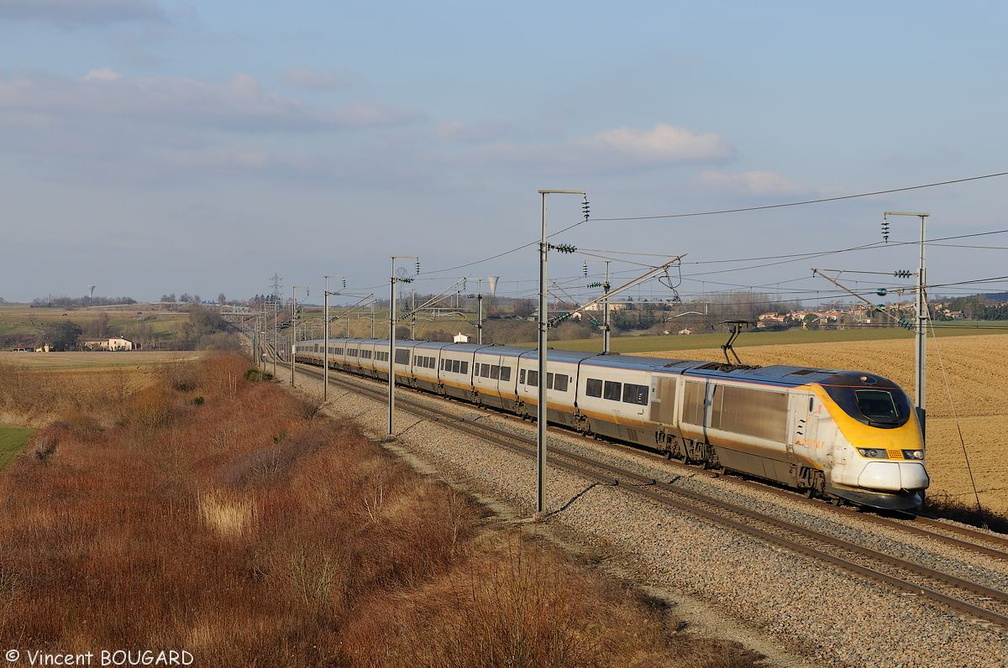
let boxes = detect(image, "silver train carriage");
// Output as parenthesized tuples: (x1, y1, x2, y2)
(295, 338, 928, 511)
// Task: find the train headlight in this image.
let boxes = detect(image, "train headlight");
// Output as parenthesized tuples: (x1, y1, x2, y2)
(902, 449, 925, 460)
(856, 448, 888, 459)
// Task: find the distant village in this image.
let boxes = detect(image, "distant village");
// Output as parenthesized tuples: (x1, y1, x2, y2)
(754, 300, 968, 332)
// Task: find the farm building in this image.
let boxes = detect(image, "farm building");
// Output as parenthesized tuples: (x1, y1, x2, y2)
(84, 337, 134, 351)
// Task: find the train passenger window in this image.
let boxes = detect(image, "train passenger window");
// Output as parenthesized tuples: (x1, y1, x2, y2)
(603, 381, 622, 401)
(527, 371, 538, 387)
(461, 361, 468, 374)
(586, 378, 602, 398)
(622, 383, 649, 405)
(490, 365, 500, 380)
(480, 363, 489, 377)
(500, 367, 511, 382)
(519, 369, 526, 385)
(554, 374, 569, 392)
(546, 372, 554, 390)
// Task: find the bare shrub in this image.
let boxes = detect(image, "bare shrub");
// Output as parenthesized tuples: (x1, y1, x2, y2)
(199, 353, 249, 398)
(337, 531, 752, 668)
(32, 436, 57, 462)
(162, 360, 201, 392)
(124, 384, 175, 431)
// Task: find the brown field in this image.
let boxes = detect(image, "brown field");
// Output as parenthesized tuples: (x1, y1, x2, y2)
(640, 333, 1008, 516)
(0, 350, 201, 370)
(0, 352, 204, 428)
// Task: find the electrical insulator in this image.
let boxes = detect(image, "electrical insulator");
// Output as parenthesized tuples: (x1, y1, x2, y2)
(550, 243, 577, 254)
(415, 259, 420, 274)
(894, 269, 912, 278)
(342, 278, 347, 289)
(881, 218, 890, 242)
(583, 260, 588, 277)
(582, 197, 590, 221)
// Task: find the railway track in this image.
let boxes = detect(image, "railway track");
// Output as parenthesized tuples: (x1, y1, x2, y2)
(718, 461, 1008, 563)
(294, 360, 1008, 632)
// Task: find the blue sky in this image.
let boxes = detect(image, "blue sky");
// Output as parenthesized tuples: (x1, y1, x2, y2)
(2, 1, 1006, 307)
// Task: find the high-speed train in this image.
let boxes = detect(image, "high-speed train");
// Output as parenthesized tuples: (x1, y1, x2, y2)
(295, 337, 929, 511)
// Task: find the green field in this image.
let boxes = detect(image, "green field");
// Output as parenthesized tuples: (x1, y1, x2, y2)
(0, 425, 34, 470)
(539, 323, 1007, 354)
(0, 303, 188, 348)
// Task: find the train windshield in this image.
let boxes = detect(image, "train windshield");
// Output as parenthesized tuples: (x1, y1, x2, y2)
(821, 383, 911, 429)
(853, 390, 900, 425)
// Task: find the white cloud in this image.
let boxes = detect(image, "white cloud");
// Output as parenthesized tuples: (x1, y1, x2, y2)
(437, 120, 510, 143)
(450, 122, 733, 175)
(283, 67, 352, 90)
(84, 68, 122, 81)
(577, 123, 733, 162)
(163, 145, 270, 169)
(697, 169, 806, 196)
(0, 69, 420, 133)
(0, 0, 166, 25)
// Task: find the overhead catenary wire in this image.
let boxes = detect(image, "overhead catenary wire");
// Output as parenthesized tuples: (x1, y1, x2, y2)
(421, 171, 1008, 278)
(592, 170, 1008, 222)
(354, 189, 1008, 305)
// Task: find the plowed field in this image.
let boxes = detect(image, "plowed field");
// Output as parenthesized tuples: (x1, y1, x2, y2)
(640, 334, 1008, 515)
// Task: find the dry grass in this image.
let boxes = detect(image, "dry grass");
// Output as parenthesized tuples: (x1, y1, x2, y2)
(641, 332, 1008, 517)
(0, 350, 201, 370)
(0, 352, 761, 667)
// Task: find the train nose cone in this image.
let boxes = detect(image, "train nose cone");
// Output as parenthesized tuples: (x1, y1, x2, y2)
(898, 461, 930, 490)
(858, 461, 930, 491)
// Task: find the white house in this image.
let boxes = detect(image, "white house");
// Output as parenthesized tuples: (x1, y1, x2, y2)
(108, 337, 133, 351)
(85, 337, 134, 351)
